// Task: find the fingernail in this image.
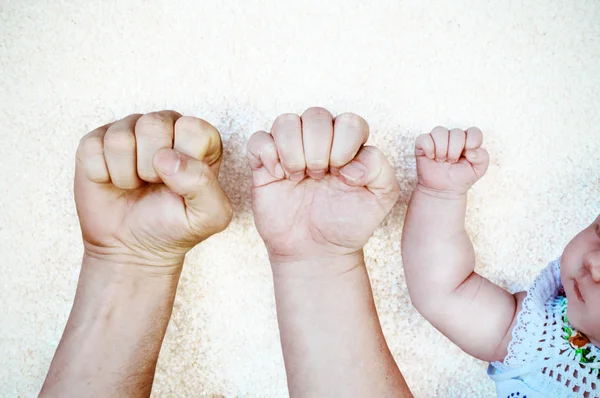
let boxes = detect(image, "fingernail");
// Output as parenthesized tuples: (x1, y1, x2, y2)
(308, 169, 326, 179)
(155, 150, 180, 176)
(340, 161, 366, 183)
(289, 171, 305, 182)
(274, 163, 285, 179)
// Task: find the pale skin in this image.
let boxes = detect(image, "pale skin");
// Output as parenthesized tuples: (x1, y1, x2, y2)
(247, 107, 412, 398)
(40, 111, 233, 397)
(401, 126, 600, 364)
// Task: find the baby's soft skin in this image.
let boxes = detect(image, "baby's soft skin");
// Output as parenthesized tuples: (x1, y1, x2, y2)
(401, 126, 600, 363)
(41, 111, 233, 397)
(561, 214, 600, 346)
(248, 107, 412, 397)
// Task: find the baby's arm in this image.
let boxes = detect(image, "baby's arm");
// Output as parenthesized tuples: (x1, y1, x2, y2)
(401, 127, 525, 362)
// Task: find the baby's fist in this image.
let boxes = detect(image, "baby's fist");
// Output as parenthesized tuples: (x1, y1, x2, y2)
(415, 126, 489, 196)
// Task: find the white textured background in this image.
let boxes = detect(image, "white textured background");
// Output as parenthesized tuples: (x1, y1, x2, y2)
(1, 0, 599, 396)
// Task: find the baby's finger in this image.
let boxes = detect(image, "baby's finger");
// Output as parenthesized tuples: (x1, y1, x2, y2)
(104, 114, 144, 189)
(465, 127, 484, 150)
(330, 113, 369, 175)
(135, 110, 181, 183)
(76, 124, 111, 183)
(271, 113, 305, 182)
(247, 131, 285, 185)
(174, 116, 223, 176)
(301, 107, 333, 180)
(415, 134, 435, 159)
(447, 129, 466, 164)
(340, 146, 400, 203)
(430, 126, 449, 162)
(462, 147, 490, 178)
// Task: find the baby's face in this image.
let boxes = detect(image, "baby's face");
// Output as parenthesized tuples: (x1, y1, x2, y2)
(562, 214, 600, 346)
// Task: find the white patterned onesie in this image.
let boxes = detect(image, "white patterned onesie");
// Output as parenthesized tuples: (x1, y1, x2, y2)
(488, 259, 600, 398)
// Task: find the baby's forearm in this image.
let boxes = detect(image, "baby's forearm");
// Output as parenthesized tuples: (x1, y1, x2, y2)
(402, 185, 474, 310)
(402, 184, 519, 361)
(271, 252, 412, 398)
(40, 256, 181, 397)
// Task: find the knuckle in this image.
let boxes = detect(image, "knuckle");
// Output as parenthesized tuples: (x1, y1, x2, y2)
(176, 116, 214, 133)
(104, 130, 135, 151)
(140, 112, 168, 125)
(136, 111, 177, 132)
(77, 134, 103, 159)
(302, 107, 333, 120)
(335, 112, 367, 129)
(273, 113, 300, 130)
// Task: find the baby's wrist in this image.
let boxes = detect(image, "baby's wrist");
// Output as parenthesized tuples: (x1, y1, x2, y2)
(270, 251, 365, 279)
(415, 183, 468, 200)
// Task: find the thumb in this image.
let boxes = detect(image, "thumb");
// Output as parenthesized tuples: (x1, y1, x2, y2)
(463, 147, 490, 178)
(339, 146, 400, 205)
(153, 148, 233, 237)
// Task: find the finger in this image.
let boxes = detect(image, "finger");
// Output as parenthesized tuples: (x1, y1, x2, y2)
(153, 148, 233, 238)
(465, 126, 483, 150)
(447, 129, 466, 164)
(330, 113, 369, 175)
(247, 131, 285, 186)
(430, 126, 449, 162)
(415, 134, 435, 159)
(339, 146, 400, 206)
(76, 125, 111, 183)
(271, 113, 305, 182)
(135, 110, 181, 183)
(104, 114, 144, 189)
(173, 116, 223, 176)
(462, 147, 490, 178)
(301, 107, 333, 179)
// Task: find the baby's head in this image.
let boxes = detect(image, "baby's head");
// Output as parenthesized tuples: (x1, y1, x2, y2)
(561, 214, 600, 346)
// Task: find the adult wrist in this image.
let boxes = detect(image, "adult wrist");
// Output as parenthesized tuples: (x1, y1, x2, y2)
(270, 250, 365, 279)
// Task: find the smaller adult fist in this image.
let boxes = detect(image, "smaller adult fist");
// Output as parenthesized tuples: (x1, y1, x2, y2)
(248, 108, 400, 263)
(415, 126, 489, 196)
(75, 111, 233, 269)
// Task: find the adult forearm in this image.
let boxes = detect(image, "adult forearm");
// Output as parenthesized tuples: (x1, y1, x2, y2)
(272, 252, 411, 398)
(40, 255, 181, 398)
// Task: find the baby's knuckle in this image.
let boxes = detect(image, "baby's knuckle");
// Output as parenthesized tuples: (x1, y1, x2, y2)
(336, 112, 367, 129)
(273, 113, 300, 127)
(302, 107, 332, 120)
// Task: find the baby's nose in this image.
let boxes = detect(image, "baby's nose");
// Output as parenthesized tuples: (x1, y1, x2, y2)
(584, 251, 600, 283)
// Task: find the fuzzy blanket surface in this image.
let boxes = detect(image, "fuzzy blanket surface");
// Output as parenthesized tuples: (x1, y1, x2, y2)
(1, 0, 599, 396)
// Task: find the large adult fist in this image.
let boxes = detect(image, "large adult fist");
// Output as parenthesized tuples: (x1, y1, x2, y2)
(247, 107, 400, 265)
(75, 111, 233, 269)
